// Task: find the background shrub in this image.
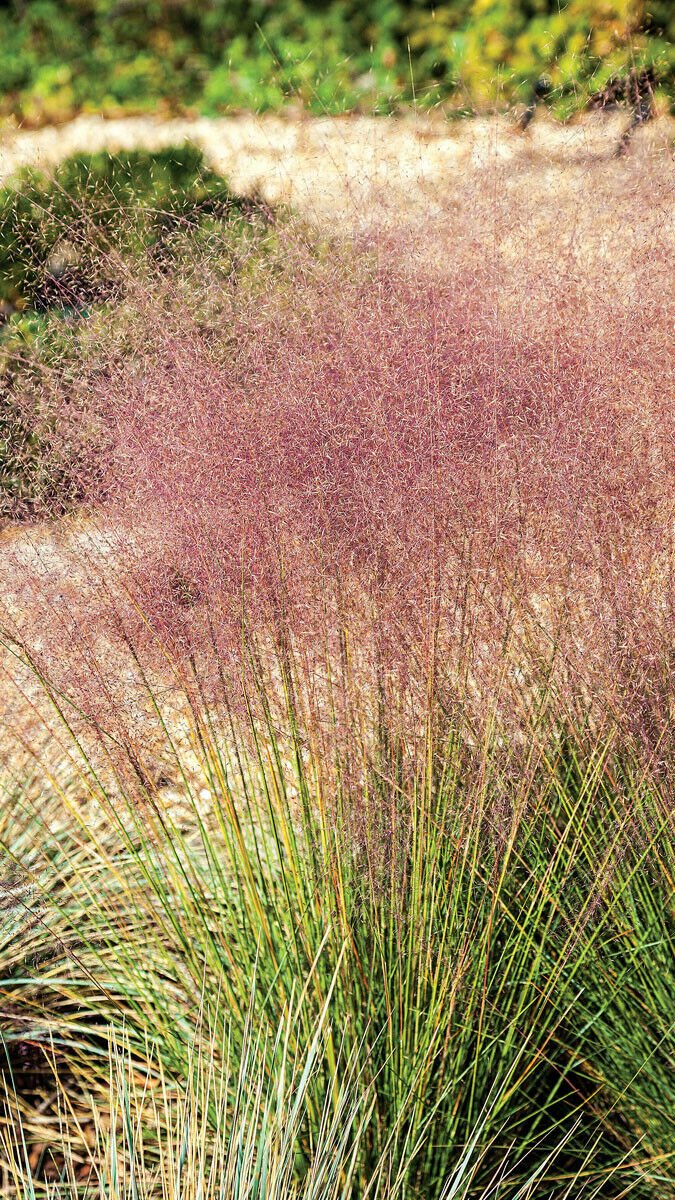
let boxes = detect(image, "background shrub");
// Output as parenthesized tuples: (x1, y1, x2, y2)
(0, 0, 673, 124)
(0, 145, 273, 520)
(0, 145, 250, 315)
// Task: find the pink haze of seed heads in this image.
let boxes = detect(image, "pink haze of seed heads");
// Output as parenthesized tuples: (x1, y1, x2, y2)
(1, 200, 673, 770)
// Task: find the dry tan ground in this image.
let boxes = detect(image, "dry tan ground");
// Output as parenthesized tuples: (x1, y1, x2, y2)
(2, 111, 673, 296)
(1, 109, 673, 224)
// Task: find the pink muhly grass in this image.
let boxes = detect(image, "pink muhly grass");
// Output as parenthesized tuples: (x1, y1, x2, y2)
(1, 197, 673, 779)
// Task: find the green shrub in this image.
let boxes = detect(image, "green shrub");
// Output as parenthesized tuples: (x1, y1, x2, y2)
(0, 145, 272, 521)
(0, 145, 248, 314)
(0, 0, 672, 124)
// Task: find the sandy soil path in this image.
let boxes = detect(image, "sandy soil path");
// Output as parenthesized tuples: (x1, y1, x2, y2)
(1, 110, 673, 227)
(2, 110, 673, 294)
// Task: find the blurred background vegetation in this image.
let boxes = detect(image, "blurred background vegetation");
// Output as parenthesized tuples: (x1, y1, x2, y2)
(0, 0, 673, 125)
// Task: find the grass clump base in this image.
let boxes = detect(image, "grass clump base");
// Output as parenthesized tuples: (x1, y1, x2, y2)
(1, 663, 674, 1198)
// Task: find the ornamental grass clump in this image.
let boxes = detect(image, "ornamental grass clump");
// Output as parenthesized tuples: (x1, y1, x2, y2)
(0, 154, 673, 1197)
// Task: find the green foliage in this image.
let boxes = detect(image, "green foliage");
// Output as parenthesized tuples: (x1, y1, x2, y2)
(0, 145, 244, 314)
(410, 0, 673, 114)
(0, 145, 270, 521)
(0, 0, 672, 123)
(1, 660, 673, 1197)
